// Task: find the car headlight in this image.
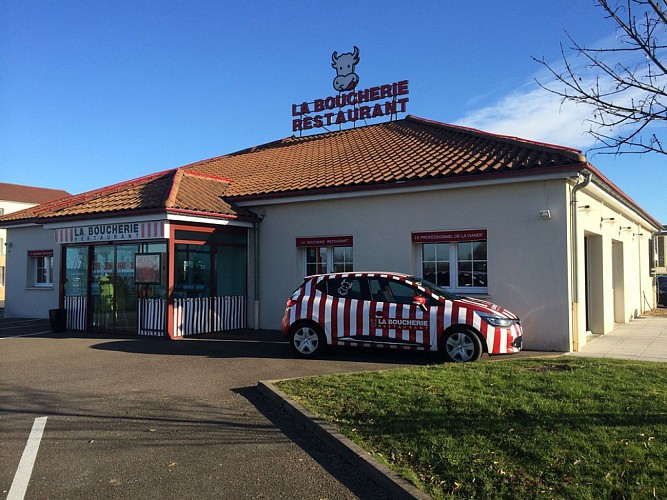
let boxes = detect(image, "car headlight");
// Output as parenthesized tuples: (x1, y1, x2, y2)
(477, 312, 517, 328)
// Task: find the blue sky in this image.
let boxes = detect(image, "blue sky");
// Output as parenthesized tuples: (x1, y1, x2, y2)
(1, 1, 664, 222)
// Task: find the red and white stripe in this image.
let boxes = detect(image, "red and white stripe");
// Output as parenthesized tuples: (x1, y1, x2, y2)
(285, 273, 522, 355)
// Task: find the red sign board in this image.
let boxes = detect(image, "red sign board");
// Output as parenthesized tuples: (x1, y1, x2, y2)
(27, 249, 54, 257)
(296, 236, 353, 247)
(411, 229, 487, 243)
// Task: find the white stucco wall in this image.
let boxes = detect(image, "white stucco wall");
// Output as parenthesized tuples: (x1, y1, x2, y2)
(1, 200, 37, 302)
(253, 178, 573, 351)
(4, 225, 60, 319)
(2, 175, 658, 352)
(571, 184, 657, 350)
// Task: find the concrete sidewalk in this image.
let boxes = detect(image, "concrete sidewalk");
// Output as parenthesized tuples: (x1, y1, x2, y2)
(570, 314, 667, 362)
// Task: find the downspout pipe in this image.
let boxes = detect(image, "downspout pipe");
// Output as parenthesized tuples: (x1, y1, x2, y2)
(570, 171, 592, 351)
(254, 221, 260, 330)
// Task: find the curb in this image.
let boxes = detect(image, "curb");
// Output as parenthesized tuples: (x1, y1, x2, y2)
(257, 379, 430, 500)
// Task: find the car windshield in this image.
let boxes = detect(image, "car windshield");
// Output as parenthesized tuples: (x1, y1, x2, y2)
(408, 276, 462, 300)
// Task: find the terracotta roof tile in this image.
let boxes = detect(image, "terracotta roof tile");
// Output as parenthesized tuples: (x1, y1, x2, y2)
(0, 115, 590, 225)
(0, 182, 70, 204)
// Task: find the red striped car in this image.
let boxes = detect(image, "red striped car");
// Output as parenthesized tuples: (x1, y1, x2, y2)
(281, 272, 523, 362)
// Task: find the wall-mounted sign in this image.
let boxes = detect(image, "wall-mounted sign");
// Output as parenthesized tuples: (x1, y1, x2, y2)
(296, 235, 353, 247)
(411, 229, 488, 243)
(54, 222, 164, 243)
(291, 47, 409, 133)
(27, 249, 54, 257)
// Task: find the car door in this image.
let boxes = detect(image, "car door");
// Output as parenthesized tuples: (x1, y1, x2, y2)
(367, 276, 433, 348)
(319, 276, 370, 343)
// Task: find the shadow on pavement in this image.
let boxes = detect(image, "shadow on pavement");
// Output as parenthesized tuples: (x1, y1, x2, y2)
(233, 385, 394, 499)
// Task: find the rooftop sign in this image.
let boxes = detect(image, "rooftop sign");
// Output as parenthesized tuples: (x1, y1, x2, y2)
(291, 47, 409, 134)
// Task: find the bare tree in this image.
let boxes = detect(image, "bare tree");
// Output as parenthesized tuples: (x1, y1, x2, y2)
(534, 0, 666, 156)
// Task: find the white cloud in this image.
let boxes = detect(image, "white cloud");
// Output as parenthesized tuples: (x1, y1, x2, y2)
(455, 84, 598, 150)
(456, 28, 666, 153)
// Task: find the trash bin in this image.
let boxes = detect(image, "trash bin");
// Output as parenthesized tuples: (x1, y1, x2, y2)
(49, 308, 67, 333)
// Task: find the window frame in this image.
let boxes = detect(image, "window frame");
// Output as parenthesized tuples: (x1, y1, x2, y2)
(304, 244, 353, 275)
(33, 255, 54, 287)
(418, 231, 488, 294)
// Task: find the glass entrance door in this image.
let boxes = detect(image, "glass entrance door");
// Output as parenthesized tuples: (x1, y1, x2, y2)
(91, 245, 139, 332)
(116, 246, 138, 331)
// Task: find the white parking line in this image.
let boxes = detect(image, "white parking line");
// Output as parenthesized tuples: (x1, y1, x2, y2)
(7, 417, 48, 500)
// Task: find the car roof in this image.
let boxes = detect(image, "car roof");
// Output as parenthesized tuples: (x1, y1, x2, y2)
(305, 271, 411, 280)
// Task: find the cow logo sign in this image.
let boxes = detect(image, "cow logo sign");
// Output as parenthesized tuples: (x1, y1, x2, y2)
(332, 46, 360, 92)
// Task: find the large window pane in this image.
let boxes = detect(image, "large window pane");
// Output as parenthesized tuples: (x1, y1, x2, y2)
(332, 246, 353, 273)
(422, 243, 450, 287)
(215, 246, 246, 296)
(457, 241, 487, 288)
(175, 244, 211, 298)
(65, 247, 88, 296)
(306, 247, 327, 275)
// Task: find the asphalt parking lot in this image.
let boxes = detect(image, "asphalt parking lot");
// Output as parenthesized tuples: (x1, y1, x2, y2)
(5, 312, 664, 499)
(1, 316, 439, 500)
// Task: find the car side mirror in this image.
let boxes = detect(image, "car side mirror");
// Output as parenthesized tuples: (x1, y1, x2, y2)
(412, 295, 428, 312)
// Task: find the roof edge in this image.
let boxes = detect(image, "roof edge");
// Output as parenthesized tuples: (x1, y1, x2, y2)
(405, 115, 588, 164)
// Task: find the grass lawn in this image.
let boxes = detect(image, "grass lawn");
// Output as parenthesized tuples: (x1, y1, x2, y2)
(277, 357, 667, 499)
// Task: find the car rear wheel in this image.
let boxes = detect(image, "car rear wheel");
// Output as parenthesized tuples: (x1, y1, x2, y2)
(441, 328, 483, 363)
(290, 323, 326, 357)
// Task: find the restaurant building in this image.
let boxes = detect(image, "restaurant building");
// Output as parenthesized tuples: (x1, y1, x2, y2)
(0, 115, 662, 351)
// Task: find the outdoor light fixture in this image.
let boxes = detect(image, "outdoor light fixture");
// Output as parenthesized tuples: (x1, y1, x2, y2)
(634, 233, 644, 237)
(601, 217, 615, 222)
(620, 226, 632, 231)
(579, 204, 591, 210)
(539, 209, 551, 219)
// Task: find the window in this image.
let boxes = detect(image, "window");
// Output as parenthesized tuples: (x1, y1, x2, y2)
(417, 230, 488, 293)
(0, 237, 4, 255)
(174, 244, 211, 298)
(320, 277, 368, 300)
(368, 277, 418, 304)
(456, 241, 488, 288)
(422, 243, 450, 287)
(305, 245, 353, 274)
(34, 256, 54, 286)
(0, 266, 5, 287)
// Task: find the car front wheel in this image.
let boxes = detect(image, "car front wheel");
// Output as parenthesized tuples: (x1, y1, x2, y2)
(290, 323, 326, 357)
(441, 328, 483, 363)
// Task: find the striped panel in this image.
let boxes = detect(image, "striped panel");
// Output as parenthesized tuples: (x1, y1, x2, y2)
(174, 296, 246, 337)
(64, 296, 87, 330)
(212, 296, 247, 331)
(138, 298, 166, 336)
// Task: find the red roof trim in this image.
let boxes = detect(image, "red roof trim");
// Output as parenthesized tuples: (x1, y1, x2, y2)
(34, 168, 176, 214)
(406, 115, 587, 159)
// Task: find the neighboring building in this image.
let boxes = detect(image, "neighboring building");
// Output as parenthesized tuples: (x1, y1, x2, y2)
(0, 183, 70, 304)
(653, 227, 667, 275)
(0, 116, 662, 352)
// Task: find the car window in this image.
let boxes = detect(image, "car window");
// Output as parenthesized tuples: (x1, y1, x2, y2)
(658, 276, 667, 291)
(323, 277, 369, 300)
(369, 278, 418, 304)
